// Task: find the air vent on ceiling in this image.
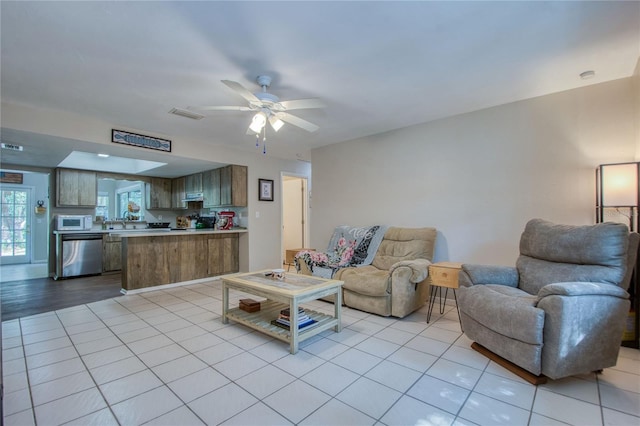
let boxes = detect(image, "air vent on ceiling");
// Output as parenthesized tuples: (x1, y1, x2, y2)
(1, 142, 24, 151)
(169, 108, 205, 120)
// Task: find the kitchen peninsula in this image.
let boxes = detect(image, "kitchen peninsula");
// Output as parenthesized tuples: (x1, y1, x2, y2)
(117, 228, 247, 292)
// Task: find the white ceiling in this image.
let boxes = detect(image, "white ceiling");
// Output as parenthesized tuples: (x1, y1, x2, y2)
(1, 1, 639, 173)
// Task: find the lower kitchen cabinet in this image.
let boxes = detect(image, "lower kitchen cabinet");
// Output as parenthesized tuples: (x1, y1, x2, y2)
(207, 234, 239, 276)
(121, 231, 242, 291)
(103, 235, 122, 272)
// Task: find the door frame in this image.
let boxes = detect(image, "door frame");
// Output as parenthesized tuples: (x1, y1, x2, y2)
(280, 172, 310, 267)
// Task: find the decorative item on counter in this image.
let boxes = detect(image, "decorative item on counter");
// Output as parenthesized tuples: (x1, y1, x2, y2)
(199, 215, 216, 229)
(176, 216, 189, 229)
(127, 201, 140, 213)
(187, 213, 199, 229)
(127, 201, 141, 220)
(217, 211, 235, 230)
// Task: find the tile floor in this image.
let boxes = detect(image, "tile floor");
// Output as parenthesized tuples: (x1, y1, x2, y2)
(2, 279, 640, 426)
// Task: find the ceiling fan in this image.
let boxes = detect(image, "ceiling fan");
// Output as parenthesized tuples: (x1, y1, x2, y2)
(188, 75, 324, 135)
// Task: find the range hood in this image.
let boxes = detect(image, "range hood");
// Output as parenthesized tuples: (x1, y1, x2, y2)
(182, 192, 204, 202)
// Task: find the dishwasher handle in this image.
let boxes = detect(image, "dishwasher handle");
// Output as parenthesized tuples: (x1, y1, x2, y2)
(61, 233, 104, 241)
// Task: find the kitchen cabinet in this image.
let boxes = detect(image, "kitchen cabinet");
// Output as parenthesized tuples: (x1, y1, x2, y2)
(102, 235, 122, 272)
(207, 234, 239, 275)
(56, 168, 97, 207)
(146, 177, 172, 209)
(171, 176, 187, 209)
(220, 165, 247, 207)
(185, 172, 203, 193)
(121, 231, 243, 290)
(203, 169, 221, 208)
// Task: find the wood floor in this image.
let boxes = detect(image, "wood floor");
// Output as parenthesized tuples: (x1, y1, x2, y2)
(1, 273, 123, 322)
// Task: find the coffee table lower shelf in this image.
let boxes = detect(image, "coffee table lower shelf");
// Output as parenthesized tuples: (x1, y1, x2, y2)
(225, 299, 339, 348)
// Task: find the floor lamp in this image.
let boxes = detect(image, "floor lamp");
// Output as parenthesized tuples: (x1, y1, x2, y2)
(596, 162, 639, 348)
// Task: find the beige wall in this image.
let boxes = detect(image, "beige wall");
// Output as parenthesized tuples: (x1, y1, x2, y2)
(635, 57, 640, 160)
(1, 102, 311, 272)
(311, 77, 637, 266)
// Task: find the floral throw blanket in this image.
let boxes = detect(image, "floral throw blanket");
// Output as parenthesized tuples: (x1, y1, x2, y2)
(295, 225, 388, 278)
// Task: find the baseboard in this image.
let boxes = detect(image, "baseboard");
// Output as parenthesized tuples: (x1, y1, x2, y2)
(471, 342, 547, 385)
(121, 273, 232, 295)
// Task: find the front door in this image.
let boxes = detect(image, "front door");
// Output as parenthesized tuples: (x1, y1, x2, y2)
(1, 186, 31, 265)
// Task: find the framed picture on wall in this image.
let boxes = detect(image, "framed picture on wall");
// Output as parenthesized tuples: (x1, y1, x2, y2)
(259, 178, 274, 201)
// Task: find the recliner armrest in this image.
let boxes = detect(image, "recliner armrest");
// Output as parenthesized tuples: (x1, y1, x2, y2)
(536, 281, 629, 303)
(460, 264, 519, 287)
(389, 258, 431, 283)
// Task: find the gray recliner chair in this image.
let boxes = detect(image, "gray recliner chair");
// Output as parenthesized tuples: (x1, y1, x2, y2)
(458, 219, 637, 382)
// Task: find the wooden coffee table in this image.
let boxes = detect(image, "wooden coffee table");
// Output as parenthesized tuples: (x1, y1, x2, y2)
(222, 270, 343, 354)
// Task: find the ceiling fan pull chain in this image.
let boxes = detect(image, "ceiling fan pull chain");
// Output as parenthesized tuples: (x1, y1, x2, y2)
(255, 133, 259, 148)
(263, 127, 267, 154)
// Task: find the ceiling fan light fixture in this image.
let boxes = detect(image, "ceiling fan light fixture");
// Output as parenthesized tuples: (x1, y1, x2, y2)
(269, 115, 285, 132)
(249, 112, 267, 133)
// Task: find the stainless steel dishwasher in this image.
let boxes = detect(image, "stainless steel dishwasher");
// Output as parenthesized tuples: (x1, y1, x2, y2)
(57, 233, 103, 278)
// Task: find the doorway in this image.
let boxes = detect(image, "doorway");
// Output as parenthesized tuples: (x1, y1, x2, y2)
(281, 174, 310, 268)
(0, 170, 50, 281)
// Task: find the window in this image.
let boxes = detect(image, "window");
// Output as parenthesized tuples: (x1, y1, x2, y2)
(117, 183, 143, 220)
(96, 192, 109, 220)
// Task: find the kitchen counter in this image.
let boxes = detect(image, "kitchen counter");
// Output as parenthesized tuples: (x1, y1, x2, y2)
(121, 230, 245, 291)
(110, 228, 247, 237)
(53, 227, 247, 236)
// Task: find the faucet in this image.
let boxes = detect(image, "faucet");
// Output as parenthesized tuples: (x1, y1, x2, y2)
(121, 211, 130, 229)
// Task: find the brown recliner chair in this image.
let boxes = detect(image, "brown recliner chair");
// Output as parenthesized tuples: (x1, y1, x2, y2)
(298, 227, 437, 318)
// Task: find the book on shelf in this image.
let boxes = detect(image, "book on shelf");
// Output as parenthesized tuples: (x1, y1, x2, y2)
(275, 316, 314, 327)
(278, 313, 309, 322)
(271, 318, 317, 330)
(278, 307, 309, 322)
(280, 307, 305, 316)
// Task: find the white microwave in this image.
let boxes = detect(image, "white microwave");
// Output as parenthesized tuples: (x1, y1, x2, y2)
(55, 215, 93, 231)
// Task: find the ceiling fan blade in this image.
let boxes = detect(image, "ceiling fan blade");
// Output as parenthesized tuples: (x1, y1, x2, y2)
(221, 80, 260, 103)
(278, 98, 325, 111)
(187, 105, 252, 112)
(279, 112, 319, 133)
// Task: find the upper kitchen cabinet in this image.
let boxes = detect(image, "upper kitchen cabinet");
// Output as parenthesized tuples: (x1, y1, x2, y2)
(171, 176, 187, 209)
(185, 172, 203, 194)
(201, 165, 247, 207)
(145, 177, 172, 209)
(203, 168, 221, 208)
(220, 165, 247, 207)
(56, 168, 97, 207)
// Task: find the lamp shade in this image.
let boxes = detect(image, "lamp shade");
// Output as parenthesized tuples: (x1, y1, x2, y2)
(249, 112, 267, 134)
(600, 163, 638, 206)
(269, 115, 284, 132)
